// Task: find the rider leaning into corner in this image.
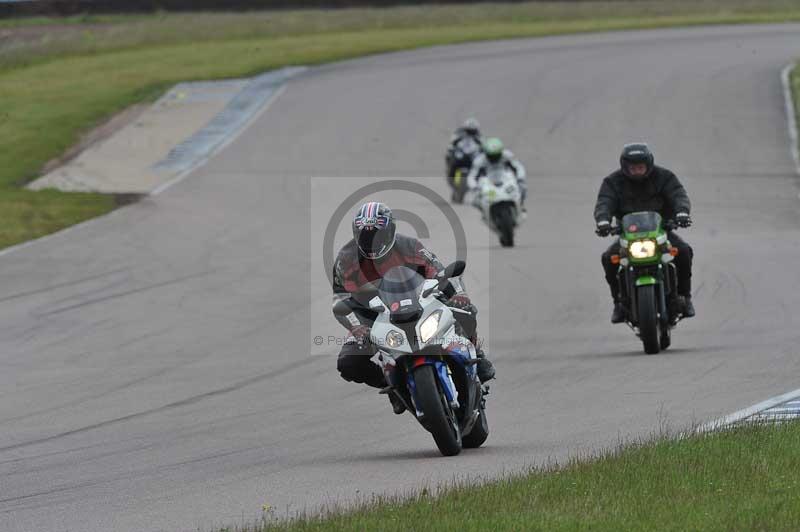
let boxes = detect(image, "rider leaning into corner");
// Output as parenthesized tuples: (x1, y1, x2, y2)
(467, 137, 528, 210)
(332, 202, 496, 414)
(594, 143, 696, 324)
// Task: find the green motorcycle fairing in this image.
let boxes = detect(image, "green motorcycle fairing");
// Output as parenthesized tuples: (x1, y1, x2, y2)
(635, 276, 657, 286)
(619, 211, 669, 265)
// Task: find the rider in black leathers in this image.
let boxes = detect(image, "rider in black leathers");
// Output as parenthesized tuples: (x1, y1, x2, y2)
(445, 117, 483, 179)
(594, 143, 695, 323)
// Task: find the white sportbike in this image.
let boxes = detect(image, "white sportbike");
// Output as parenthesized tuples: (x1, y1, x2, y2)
(472, 165, 524, 247)
(333, 261, 489, 456)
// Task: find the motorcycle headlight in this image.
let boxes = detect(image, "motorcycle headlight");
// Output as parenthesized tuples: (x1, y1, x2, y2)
(419, 310, 442, 343)
(629, 239, 657, 259)
(385, 330, 405, 348)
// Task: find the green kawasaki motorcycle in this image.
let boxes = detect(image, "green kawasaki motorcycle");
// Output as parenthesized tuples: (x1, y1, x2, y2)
(605, 211, 687, 354)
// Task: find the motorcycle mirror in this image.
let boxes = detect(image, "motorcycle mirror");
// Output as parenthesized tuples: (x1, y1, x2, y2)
(443, 260, 466, 278)
(332, 300, 352, 317)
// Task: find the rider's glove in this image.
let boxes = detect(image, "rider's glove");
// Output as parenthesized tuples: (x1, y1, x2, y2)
(595, 220, 612, 237)
(349, 325, 371, 348)
(447, 294, 474, 313)
(675, 212, 692, 228)
(469, 188, 481, 208)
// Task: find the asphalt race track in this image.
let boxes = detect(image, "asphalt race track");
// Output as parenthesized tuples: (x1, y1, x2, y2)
(1, 24, 799, 532)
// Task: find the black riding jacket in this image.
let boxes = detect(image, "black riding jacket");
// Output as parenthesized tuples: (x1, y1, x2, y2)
(594, 165, 691, 224)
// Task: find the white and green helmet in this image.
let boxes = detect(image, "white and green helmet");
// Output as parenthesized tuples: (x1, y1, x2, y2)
(484, 137, 504, 163)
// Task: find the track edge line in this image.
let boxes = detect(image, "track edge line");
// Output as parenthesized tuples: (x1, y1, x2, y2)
(696, 387, 800, 433)
(780, 62, 800, 178)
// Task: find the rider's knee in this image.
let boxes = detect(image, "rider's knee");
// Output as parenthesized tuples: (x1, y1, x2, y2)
(601, 252, 617, 273)
(675, 243, 693, 267)
(337, 344, 366, 382)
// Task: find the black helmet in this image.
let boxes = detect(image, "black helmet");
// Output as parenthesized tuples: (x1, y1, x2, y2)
(620, 143, 654, 181)
(352, 202, 396, 260)
(462, 117, 481, 137)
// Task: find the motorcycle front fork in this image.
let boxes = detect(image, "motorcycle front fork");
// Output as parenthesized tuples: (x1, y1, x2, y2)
(616, 263, 678, 322)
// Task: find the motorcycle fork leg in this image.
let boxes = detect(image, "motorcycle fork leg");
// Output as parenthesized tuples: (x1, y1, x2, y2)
(622, 267, 639, 322)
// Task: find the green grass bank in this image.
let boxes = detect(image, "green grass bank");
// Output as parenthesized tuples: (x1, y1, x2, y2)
(2, 1, 800, 250)
(250, 421, 800, 532)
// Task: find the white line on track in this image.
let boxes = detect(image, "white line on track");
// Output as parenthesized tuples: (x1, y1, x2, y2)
(781, 63, 800, 178)
(697, 387, 800, 432)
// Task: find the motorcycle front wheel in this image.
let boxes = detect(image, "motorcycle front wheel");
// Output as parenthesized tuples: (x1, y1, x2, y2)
(493, 204, 515, 247)
(637, 284, 660, 354)
(414, 365, 462, 456)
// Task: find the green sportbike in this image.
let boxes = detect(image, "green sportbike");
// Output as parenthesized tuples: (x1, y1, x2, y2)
(604, 211, 688, 354)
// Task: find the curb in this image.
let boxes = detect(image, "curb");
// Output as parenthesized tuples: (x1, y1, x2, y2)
(697, 388, 800, 432)
(0, 67, 304, 258)
(151, 66, 306, 195)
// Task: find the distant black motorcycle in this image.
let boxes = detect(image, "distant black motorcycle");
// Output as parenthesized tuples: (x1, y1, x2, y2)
(446, 137, 482, 204)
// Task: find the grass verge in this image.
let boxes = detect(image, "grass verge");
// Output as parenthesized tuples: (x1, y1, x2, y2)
(2, 1, 800, 250)
(250, 422, 800, 532)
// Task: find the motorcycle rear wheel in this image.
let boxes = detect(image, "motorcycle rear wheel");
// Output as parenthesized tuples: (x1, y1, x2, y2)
(462, 398, 489, 448)
(659, 321, 671, 350)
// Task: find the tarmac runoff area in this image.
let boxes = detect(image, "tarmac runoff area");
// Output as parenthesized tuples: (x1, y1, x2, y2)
(28, 67, 305, 194)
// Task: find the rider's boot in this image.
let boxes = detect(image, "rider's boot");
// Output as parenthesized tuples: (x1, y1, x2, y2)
(682, 296, 696, 318)
(610, 286, 625, 324)
(388, 392, 406, 415)
(611, 303, 626, 324)
(475, 345, 496, 383)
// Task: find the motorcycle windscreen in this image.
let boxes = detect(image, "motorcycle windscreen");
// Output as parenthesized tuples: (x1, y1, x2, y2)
(620, 211, 662, 234)
(377, 266, 425, 324)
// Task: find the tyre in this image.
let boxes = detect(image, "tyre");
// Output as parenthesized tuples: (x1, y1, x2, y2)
(660, 321, 671, 350)
(637, 284, 660, 354)
(494, 204, 515, 247)
(462, 398, 489, 449)
(413, 365, 462, 456)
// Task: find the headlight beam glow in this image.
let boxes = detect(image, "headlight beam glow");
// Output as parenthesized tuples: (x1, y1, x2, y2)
(629, 239, 657, 259)
(419, 310, 442, 343)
